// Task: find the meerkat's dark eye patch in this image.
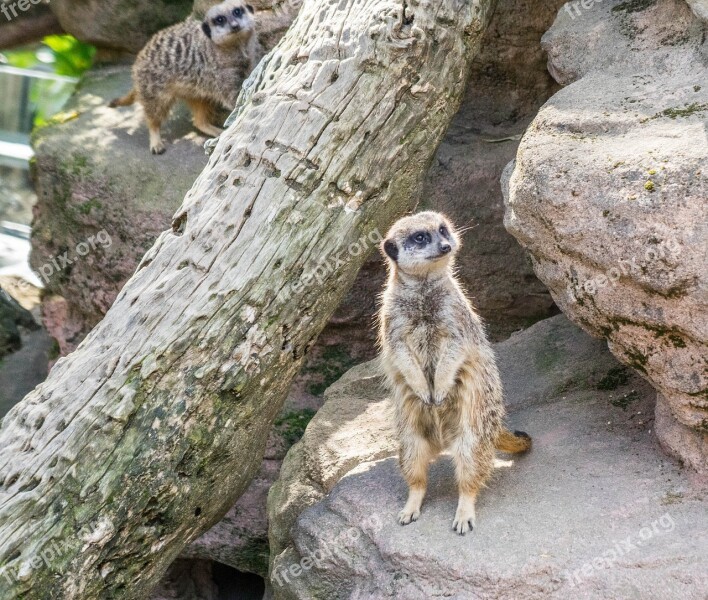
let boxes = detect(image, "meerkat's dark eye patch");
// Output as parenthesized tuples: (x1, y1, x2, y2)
(202, 22, 212, 37)
(439, 225, 449, 238)
(214, 15, 227, 25)
(409, 231, 431, 246)
(383, 240, 399, 262)
(233, 7, 243, 17)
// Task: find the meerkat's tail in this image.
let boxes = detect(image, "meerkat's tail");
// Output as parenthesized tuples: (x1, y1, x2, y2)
(495, 428, 532, 453)
(109, 89, 136, 108)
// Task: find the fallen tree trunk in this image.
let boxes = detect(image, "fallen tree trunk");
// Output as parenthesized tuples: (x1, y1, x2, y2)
(0, 0, 493, 597)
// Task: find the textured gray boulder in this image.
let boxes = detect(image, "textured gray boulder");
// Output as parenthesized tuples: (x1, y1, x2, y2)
(504, 0, 707, 471)
(268, 316, 707, 599)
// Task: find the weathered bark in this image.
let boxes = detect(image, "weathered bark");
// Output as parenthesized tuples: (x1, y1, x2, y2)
(0, 0, 493, 597)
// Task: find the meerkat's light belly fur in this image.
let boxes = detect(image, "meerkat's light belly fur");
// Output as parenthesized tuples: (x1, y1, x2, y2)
(383, 307, 504, 454)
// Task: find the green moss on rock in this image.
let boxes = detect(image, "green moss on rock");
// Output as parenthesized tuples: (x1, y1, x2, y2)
(597, 366, 630, 391)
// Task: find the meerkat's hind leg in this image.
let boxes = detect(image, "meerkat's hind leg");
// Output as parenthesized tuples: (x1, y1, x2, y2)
(452, 441, 494, 535)
(187, 98, 223, 138)
(398, 434, 434, 525)
(142, 95, 173, 155)
(147, 119, 166, 155)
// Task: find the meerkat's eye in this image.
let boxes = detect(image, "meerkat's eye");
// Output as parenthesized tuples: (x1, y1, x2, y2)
(439, 225, 449, 237)
(215, 15, 227, 25)
(233, 7, 243, 17)
(413, 232, 428, 245)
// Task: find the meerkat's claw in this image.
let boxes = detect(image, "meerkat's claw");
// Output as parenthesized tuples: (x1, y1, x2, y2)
(151, 143, 166, 155)
(433, 391, 447, 406)
(453, 499, 476, 535)
(416, 392, 433, 405)
(452, 516, 474, 535)
(398, 508, 420, 525)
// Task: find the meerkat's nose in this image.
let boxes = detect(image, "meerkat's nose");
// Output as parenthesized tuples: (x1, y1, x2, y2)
(439, 242, 452, 254)
(230, 22, 241, 31)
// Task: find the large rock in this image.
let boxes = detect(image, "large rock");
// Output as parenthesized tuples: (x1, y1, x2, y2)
(0, 278, 52, 420)
(30, 66, 210, 355)
(267, 316, 708, 599)
(685, 0, 708, 22)
(49, 0, 192, 54)
(0, 1, 62, 50)
(503, 0, 707, 471)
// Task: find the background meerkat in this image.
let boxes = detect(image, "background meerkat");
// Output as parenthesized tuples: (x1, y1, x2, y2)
(379, 211, 532, 535)
(109, 0, 258, 154)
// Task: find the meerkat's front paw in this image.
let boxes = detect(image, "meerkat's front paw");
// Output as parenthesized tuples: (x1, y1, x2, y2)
(419, 393, 434, 405)
(398, 507, 420, 525)
(452, 499, 476, 535)
(151, 142, 166, 155)
(411, 384, 432, 405)
(433, 389, 449, 406)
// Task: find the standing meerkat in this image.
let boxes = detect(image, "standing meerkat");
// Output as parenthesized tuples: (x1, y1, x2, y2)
(378, 211, 531, 534)
(109, 0, 258, 155)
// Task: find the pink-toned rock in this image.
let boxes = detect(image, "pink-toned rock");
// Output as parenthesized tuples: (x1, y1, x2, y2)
(268, 316, 708, 599)
(503, 0, 707, 470)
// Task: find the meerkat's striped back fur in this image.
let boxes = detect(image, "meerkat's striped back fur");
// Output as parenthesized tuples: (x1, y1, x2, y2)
(109, 0, 258, 154)
(378, 211, 531, 534)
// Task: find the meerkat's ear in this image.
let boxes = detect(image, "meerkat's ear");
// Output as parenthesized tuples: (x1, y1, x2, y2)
(202, 21, 212, 38)
(246, 4, 254, 13)
(383, 239, 398, 262)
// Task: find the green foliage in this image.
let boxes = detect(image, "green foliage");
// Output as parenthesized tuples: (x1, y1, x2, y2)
(304, 344, 357, 396)
(42, 35, 96, 78)
(1, 36, 95, 128)
(4, 35, 95, 78)
(275, 409, 316, 447)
